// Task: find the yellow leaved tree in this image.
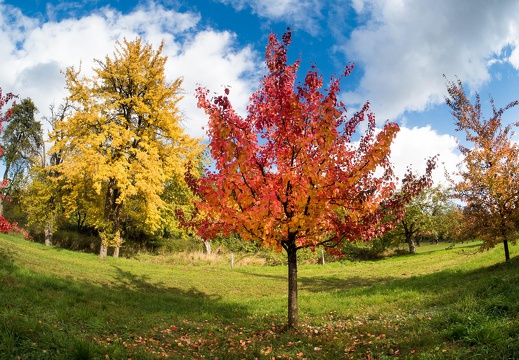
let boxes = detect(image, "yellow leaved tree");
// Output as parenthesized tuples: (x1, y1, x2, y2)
(49, 38, 204, 258)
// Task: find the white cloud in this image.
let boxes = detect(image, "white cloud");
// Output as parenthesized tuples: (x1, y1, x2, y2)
(340, 0, 519, 123)
(217, 0, 323, 35)
(166, 30, 260, 138)
(390, 125, 462, 187)
(0, 2, 260, 139)
(350, 0, 365, 14)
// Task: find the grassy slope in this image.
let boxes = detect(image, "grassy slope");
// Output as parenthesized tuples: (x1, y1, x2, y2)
(1, 235, 518, 359)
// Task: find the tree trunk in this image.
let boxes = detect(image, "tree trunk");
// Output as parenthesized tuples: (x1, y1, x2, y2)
(203, 240, 211, 254)
(103, 179, 124, 259)
(503, 239, 510, 262)
(286, 241, 298, 328)
(407, 235, 416, 254)
(44, 214, 56, 246)
(44, 220, 53, 246)
(99, 243, 108, 259)
(402, 222, 416, 254)
(1, 165, 10, 216)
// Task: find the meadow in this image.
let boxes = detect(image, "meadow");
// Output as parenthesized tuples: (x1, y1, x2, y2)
(0, 234, 518, 359)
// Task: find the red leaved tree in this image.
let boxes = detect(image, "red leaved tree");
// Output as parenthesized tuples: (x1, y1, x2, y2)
(0, 87, 18, 232)
(189, 31, 436, 328)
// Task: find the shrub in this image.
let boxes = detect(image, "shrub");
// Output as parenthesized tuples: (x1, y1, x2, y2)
(51, 230, 99, 253)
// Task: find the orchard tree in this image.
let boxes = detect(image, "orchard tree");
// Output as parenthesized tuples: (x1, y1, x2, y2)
(190, 31, 436, 328)
(0, 88, 18, 178)
(50, 38, 204, 258)
(446, 78, 519, 262)
(0, 88, 17, 232)
(22, 101, 72, 246)
(0, 98, 44, 214)
(439, 204, 465, 242)
(390, 185, 452, 253)
(21, 167, 63, 245)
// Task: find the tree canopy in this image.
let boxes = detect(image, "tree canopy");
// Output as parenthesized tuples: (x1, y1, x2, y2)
(391, 185, 453, 253)
(189, 30, 436, 327)
(0, 87, 18, 232)
(0, 98, 43, 198)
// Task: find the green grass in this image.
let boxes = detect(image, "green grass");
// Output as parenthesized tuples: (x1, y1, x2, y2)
(1, 235, 518, 359)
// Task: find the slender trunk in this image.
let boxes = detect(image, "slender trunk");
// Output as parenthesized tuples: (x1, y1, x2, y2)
(1, 164, 10, 216)
(286, 240, 298, 328)
(2, 165, 10, 212)
(44, 220, 53, 246)
(203, 240, 211, 254)
(503, 239, 510, 262)
(113, 247, 120, 258)
(3, 165, 9, 185)
(402, 222, 416, 254)
(407, 234, 416, 254)
(99, 243, 108, 259)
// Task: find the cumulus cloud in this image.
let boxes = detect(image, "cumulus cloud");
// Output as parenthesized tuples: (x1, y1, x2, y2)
(166, 30, 260, 137)
(217, 0, 324, 35)
(340, 0, 519, 123)
(390, 125, 462, 187)
(0, 2, 260, 139)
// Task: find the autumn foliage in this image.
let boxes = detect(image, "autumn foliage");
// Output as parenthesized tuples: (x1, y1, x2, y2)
(0, 88, 17, 184)
(0, 88, 17, 234)
(446, 78, 519, 261)
(50, 39, 204, 257)
(189, 31, 436, 327)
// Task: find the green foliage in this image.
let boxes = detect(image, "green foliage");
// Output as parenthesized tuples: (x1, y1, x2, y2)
(0, 98, 43, 194)
(211, 233, 262, 253)
(374, 186, 456, 254)
(50, 229, 100, 253)
(341, 237, 400, 261)
(144, 236, 204, 255)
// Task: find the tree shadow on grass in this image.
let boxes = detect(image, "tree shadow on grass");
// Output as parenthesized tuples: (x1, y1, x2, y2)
(0, 255, 249, 358)
(298, 254, 519, 315)
(236, 268, 399, 294)
(0, 239, 247, 324)
(299, 274, 398, 293)
(109, 265, 238, 319)
(377, 254, 519, 305)
(234, 250, 519, 318)
(0, 245, 16, 272)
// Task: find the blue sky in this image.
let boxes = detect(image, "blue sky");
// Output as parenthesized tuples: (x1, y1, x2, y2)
(2, 0, 519, 185)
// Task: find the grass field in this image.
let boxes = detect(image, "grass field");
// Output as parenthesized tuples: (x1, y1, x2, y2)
(1, 235, 518, 359)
